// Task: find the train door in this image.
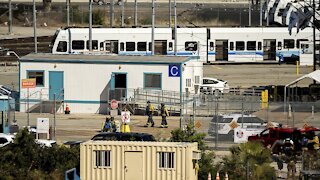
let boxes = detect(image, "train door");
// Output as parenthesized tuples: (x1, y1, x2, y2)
(215, 40, 228, 61)
(263, 39, 276, 60)
(104, 40, 119, 54)
(155, 40, 167, 55)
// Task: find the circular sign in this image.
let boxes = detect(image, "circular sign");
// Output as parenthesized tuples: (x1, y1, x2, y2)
(121, 111, 130, 123)
(236, 130, 244, 138)
(110, 99, 118, 109)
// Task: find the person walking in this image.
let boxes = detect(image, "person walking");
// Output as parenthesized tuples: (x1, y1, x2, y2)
(145, 101, 155, 127)
(160, 103, 169, 128)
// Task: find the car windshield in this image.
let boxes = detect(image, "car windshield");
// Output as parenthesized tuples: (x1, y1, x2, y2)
(220, 118, 233, 123)
(241, 117, 264, 123)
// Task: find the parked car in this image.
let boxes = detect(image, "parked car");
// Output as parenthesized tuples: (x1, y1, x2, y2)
(35, 139, 57, 147)
(0, 133, 14, 148)
(91, 132, 156, 141)
(209, 113, 279, 135)
(200, 77, 229, 94)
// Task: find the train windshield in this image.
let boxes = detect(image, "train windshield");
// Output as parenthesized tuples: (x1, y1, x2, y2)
(50, 29, 61, 51)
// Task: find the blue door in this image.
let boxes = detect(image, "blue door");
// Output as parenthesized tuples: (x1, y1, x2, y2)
(49, 71, 64, 101)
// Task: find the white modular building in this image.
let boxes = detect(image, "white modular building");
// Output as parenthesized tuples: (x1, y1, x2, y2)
(19, 54, 203, 113)
(80, 141, 201, 180)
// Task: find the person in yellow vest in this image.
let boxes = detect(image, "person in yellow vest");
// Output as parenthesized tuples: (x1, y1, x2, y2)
(160, 103, 169, 128)
(145, 101, 155, 127)
(308, 132, 319, 150)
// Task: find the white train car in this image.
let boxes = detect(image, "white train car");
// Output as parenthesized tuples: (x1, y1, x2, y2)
(208, 27, 312, 62)
(51, 27, 313, 63)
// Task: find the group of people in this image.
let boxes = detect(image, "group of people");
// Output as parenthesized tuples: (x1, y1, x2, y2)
(102, 116, 118, 132)
(145, 101, 169, 128)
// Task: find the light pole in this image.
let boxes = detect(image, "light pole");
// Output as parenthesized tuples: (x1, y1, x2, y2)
(89, 0, 93, 51)
(66, 0, 70, 27)
(152, 0, 155, 55)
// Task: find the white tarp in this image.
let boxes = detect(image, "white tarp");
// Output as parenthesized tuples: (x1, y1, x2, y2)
(285, 70, 320, 87)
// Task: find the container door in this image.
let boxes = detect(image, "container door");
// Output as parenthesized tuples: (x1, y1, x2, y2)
(263, 39, 276, 60)
(49, 71, 64, 101)
(215, 40, 228, 61)
(125, 151, 143, 180)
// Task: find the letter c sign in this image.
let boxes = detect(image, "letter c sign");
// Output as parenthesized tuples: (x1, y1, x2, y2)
(169, 64, 180, 77)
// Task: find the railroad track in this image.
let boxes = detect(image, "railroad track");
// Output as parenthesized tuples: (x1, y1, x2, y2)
(0, 36, 53, 64)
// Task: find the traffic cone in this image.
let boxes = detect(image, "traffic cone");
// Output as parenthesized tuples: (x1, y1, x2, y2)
(207, 172, 212, 180)
(215, 172, 220, 180)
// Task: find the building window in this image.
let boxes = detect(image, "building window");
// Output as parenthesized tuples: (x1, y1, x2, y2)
(158, 152, 174, 169)
(72, 40, 85, 50)
(56, 41, 67, 52)
(230, 42, 234, 51)
(27, 71, 44, 86)
(236, 41, 245, 51)
(186, 78, 191, 87)
(258, 42, 262, 50)
(120, 42, 124, 51)
(126, 42, 135, 51)
(185, 41, 198, 51)
(86, 40, 98, 50)
(144, 73, 161, 89)
(137, 42, 147, 51)
(149, 42, 152, 51)
(100, 42, 104, 51)
(95, 150, 111, 167)
(278, 41, 282, 50)
(247, 41, 256, 50)
(284, 39, 295, 49)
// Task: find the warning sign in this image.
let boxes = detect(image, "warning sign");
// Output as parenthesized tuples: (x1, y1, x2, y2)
(195, 121, 202, 129)
(121, 111, 130, 123)
(229, 120, 238, 129)
(303, 123, 309, 129)
(22, 78, 36, 88)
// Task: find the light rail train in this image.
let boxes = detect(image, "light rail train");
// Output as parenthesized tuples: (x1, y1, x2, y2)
(51, 27, 313, 63)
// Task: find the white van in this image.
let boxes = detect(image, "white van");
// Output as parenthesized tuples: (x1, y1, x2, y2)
(210, 113, 278, 135)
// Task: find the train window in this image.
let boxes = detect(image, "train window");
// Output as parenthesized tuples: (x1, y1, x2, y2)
(230, 42, 234, 51)
(284, 39, 294, 49)
(100, 42, 104, 51)
(277, 42, 282, 50)
(149, 42, 152, 51)
(236, 41, 245, 51)
(137, 42, 147, 51)
(247, 41, 256, 50)
(120, 42, 124, 51)
(72, 40, 85, 50)
(258, 42, 262, 50)
(56, 41, 67, 52)
(126, 42, 135, 51)
(86, 40, 98, 50)
(27, 71, 44, 86)
(296, 39, 308, 48)
(169, 42, 173, 51)
(210, 42, 214, 51)
(185, 41, 198, 51)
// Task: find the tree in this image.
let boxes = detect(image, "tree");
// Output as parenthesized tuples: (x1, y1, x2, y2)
(170, 123, 215, 180)
(220, 141, 276, 180)
(0, 128, 79, 179)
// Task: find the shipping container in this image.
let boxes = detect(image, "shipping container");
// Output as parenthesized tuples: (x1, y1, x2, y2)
(80, 141, 201, 180)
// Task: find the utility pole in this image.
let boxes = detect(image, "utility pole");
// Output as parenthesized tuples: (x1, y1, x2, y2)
(33, 0, 37, 53)
(248, 0, 251, 26)
(8, 0, 12, 34)
(121, 0, 125, 27)
(152, 0, 155, 55)
(312, 0, 316, 72)
(110, 0, 114, 27)
(67, 0, 70, 27)
(134, 0, 137, 26)
(260, 0, 262, 26)
(266, 0, 269, 26)
(169, 0, 172, 28)
(89, 0, 92, 51)
(174, 0, 177, 55)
